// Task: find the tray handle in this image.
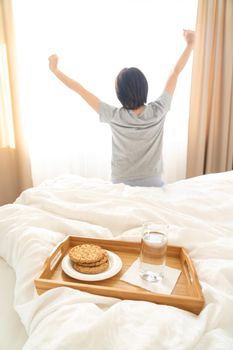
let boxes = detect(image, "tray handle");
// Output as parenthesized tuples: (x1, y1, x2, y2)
(43, 236, 70, 275)
(181, 248, 202, 298)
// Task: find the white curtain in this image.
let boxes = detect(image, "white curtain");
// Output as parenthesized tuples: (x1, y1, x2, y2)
(12, 0, 197, 186)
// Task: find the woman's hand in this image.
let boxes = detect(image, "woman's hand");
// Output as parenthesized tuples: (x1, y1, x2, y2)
(183, 30, 195, 47)
(48, 54, 59, 72)
(165, 29, 195, 95)
(47, 55, 100, 112)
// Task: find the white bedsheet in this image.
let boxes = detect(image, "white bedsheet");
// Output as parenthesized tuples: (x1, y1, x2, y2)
(0, 258, 28, 349)
(0, 171, 233, 350)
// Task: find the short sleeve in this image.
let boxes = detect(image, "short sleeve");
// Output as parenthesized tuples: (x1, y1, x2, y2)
(99, 101, 119, 124)
(149, 90, 172, 118)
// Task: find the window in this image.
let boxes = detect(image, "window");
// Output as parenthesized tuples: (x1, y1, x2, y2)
(12, 0, 197, 185)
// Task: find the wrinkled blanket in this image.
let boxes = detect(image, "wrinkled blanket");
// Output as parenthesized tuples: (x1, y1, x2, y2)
(0, 171, 233, 350)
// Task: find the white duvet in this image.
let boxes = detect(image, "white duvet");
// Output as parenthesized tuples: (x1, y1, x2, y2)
(0, 171, 233, 350)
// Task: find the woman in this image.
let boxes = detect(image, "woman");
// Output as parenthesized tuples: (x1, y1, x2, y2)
(49, 29, 195, 187)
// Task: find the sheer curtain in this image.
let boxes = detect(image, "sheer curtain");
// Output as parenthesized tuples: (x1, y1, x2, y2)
(0, 0, 32, 205)
(12, 0, 197, 186)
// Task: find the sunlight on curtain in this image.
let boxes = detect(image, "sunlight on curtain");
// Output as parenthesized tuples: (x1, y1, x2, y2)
(0, 43, 15, 148)
(12, 0, 197, 185)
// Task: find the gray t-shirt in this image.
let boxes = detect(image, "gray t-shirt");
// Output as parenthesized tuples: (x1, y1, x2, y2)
(99, 90, 172, 181)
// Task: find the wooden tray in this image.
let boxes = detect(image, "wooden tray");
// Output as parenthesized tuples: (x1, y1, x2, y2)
(35, 236, 205, 315)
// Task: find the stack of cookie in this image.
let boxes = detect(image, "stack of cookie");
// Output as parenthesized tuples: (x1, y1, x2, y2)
(69, 243, 109, 274)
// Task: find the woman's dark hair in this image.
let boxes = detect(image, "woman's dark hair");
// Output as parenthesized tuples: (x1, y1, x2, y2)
(115, 67, 148, 109)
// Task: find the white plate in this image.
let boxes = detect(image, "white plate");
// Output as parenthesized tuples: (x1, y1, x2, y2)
(62, 250, 122, 282)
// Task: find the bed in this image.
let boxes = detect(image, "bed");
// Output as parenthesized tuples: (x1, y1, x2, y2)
(0, 171, 233, 349)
